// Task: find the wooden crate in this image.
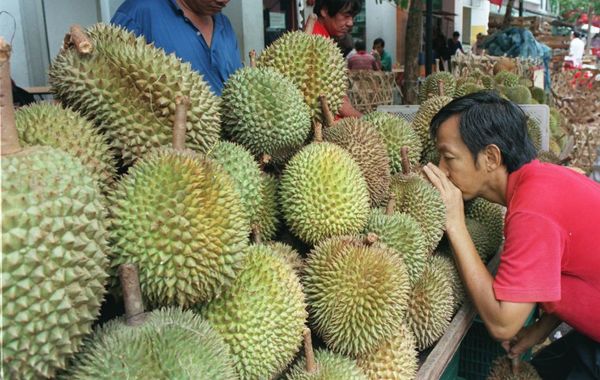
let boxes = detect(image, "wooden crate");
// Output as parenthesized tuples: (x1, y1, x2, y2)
(347, 71, 397, 113)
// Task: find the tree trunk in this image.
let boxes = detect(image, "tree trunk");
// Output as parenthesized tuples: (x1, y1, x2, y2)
(502, 0, 514, 28)
(403, 0, 423, 104)
(586, 5, 593, 51)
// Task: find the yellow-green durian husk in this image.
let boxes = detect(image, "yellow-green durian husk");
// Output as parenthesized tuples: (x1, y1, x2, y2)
(2, 147, 109, 379)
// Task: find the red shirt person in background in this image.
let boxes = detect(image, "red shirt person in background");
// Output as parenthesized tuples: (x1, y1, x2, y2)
(423, 91, 600, 380)
(347, 39, 380, 70)
(311, 0, 363, 118)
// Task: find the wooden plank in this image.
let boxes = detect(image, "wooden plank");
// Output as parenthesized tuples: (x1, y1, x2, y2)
(415, 251, 502, 380)
(24, 86, 52, 95)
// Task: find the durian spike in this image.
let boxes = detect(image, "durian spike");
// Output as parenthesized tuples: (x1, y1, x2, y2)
(438, 80, 445, 97)
(172, 96, 190, 151)
(303, 328, 317, 374)
(63, 24, 93, 54)
(249, 49, 257, 68)
(259, 153, 271, 170)
(313, 121, 323, 143)
(251, 225, 262, 244)
(364, 232, 379, 245)
(401, 146, 411, 175)
(304, 14, 317, 34)
(386, 194, 396, 215)
(118, 264, 147, 326)
(0, 37, 20, 156)
(319, 94, 335, 128)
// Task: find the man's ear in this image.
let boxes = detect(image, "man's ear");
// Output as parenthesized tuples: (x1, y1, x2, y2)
(484, 144, 502, 171)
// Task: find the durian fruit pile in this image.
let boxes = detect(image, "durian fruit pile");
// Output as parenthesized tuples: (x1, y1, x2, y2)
(3, 22, 514, 380)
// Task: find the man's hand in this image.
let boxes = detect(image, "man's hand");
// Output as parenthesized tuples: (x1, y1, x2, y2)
(501, 325, 542, 359)
(422, 162, 465, 232)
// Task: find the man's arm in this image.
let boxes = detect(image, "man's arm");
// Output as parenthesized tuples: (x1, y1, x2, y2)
(503, 313, 561, 358)
(339, 96, 362, 118)
(423, 163, 535, 341)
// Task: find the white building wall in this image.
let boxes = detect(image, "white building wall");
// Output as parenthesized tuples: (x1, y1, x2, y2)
(222, 0, 264, 65)
(1, 0, 32, 87)
(454, 0, 490, 46)
(366, 0, 397, 66)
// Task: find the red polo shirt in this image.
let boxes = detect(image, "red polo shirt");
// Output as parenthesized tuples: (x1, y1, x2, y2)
(493, 160, 600, 342)
(312, 19, 330, 37)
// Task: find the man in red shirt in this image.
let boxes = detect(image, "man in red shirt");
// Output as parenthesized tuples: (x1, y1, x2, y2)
(347, 39, 380, 70)
(311, 0, 363, 118)
(422, 91, 600, 379)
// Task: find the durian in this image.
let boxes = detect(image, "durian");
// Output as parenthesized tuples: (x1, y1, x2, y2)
(419, 71, 457, 102)
(465, 197, 505, 257)
(503, 85, 533, 104)
(494, 71, 520, 87)
(487, 357, 541, 380)
(526, 117, 542, 151)
(410, 96, 453, 164)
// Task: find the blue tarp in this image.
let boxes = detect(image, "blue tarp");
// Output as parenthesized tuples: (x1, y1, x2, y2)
(482, 27, 552, 90)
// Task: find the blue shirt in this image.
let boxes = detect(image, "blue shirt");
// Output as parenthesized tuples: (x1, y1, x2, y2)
(111, 0, 242, 95)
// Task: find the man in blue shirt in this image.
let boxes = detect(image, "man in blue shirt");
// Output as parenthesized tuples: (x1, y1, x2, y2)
(111, 0, 242, 96)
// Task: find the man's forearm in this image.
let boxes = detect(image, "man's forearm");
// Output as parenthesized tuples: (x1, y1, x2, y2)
(447, 222, 535, 340)
(339, 96, 362, 118)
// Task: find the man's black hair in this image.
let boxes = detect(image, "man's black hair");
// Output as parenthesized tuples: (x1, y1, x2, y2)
(429, 91, 537, 173)
(314, 0, 362, 17)
(453, 31, 460, 38)
(354, 38, 366, 51)
(373, 37, 385, 47)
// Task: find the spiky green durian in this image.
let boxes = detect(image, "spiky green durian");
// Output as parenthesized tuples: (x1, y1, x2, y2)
(364, 208, 428, 284)
(286, 349, 368, 380)
(419, 71, 457, 102)
(487, 357, 541, 380)
(494, 71, 520, 87)
(256, 173, 280, 240)
(198, 244, 307, 380)
(548, 138, 562, 156)
(207, 141, 266, 235)
(109, 148, 250, 307)
(503, 85, 533, 104)
(406, 257, 455, 350)
(221, 66, 311, 160)
(356, 324, 418, 380)
(526, 117, 542, 151)
(466, 217, 495, 262)
(279, 142, 370, 245)
(257, 31, 347, 122)
(267, 242, 304, 273)
(15, 102, 116, 195)
(390, 174, 446, 253)
(2, 147, 109, 379)
(530, 87, 546, 104)
(537, 150, 561, 164)
(519, 78, 534, 88)
(362, 111, 422, 174)
(304, 236, 411, 356)
(464, 197, 505, 259)
(49, 23, 221, 166)
(64, 308, 237, 380)
(455, 82, 485, 97)
(411, 96, 453, 164)
(429, 254, 465, 312)
(323, 117, 391, 206)
(481, 74, 495, 89)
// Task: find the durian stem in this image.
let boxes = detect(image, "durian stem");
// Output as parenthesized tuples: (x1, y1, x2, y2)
(304, 14, 317, 34)
(438, 80, 445, 97)
(319, 94, 335, 128)
(303, 328, 317, 374)
(118, 264, 147, 326)
(511, 357, 521, 375)
(64, 24, 93, 54)
(386, 195, 396, 215)
(401, 146, 411, 175)
(0, 38, 20, 156)
(173, 96, 190, 151)
(259, 153, 271, 170)
(251, 225, 262, 244)
(249, 50, 257, 68)
(364, 232, 379, 245)
(313, 122, 323, 143)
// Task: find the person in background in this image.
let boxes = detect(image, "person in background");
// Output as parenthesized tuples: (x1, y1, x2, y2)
(472, 33, 486, 55)
(372, 37, 392, 71)
(111, 0, 241, 96)
(423, 91, 600, 380)
(433, 28, 447, 71)
(445, 31, 465, 71)
(566, 31, 585, 68)
(347, 39, 379, 70)
(311, 0, 363, 117)
(335, 32, 355, 58)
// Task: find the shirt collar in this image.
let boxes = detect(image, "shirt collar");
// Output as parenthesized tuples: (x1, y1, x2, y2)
(168, 0, 224, 35)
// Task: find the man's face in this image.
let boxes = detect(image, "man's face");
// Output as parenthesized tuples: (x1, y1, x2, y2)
(435, 115, 486, 200)
(183, 0, 230, 15)
(373, 43, 384, 55)
(320, 7, 354, 38)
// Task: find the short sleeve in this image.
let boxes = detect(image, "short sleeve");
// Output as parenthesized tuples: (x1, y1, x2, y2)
(493, 211, 564, 303)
